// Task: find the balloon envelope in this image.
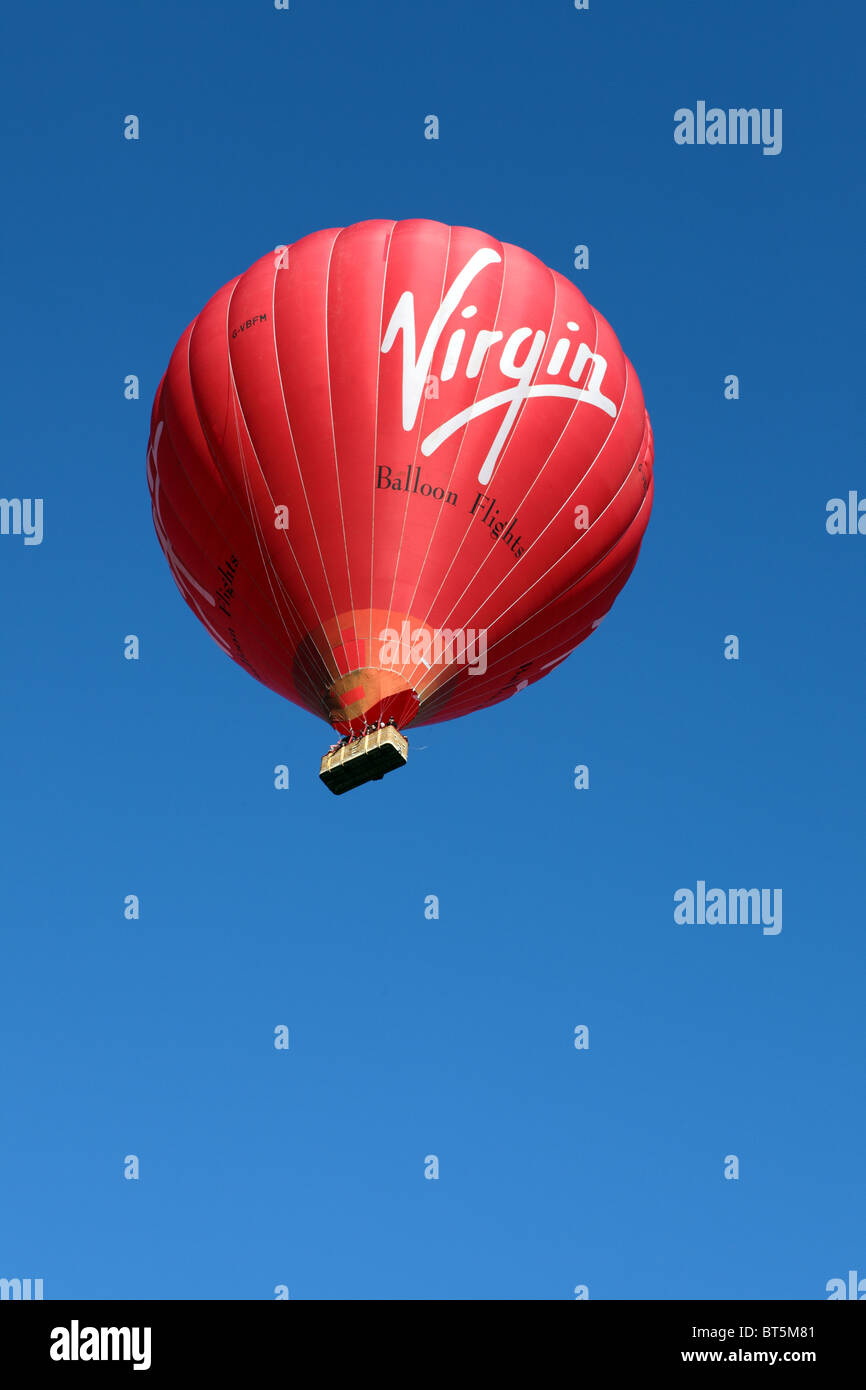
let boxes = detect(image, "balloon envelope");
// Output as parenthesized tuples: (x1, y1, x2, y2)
(147, 218, 653, 736)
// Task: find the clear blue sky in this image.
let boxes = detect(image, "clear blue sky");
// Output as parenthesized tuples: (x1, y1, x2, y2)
(2, 0, 863, 1300)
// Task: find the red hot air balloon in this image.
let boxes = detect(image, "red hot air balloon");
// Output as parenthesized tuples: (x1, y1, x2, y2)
(147, 219, 653, 793)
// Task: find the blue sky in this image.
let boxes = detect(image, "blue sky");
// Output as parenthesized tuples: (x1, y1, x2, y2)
(1, 0, 863, 1299)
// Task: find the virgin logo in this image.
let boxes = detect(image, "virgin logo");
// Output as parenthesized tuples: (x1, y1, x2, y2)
(381, 247, 617, 487)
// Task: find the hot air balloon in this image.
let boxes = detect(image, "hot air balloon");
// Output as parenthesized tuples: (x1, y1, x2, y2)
(147, 219, 653, 793)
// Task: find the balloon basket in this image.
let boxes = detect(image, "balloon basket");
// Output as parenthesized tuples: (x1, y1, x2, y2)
(319, 726, 409, 795)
